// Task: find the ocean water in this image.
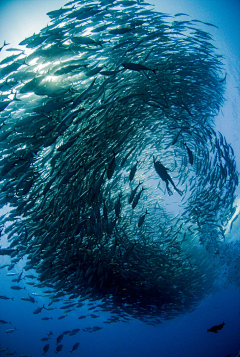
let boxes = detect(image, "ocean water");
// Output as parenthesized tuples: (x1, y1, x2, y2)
(0, 1, 240, 357)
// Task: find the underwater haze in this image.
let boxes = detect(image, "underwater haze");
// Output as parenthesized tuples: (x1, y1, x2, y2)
(0, 0, 240, 356)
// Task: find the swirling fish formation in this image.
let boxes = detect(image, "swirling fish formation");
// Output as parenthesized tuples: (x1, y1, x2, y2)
(0, 0, 238, 320)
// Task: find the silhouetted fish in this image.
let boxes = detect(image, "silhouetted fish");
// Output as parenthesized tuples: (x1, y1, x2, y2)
(207, 322, 226, 333)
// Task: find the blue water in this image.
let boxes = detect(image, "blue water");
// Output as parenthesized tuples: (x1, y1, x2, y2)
(0, 1, 240, 356)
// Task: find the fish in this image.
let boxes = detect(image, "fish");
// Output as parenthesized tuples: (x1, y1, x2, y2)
(62, 330, 71, 335)
(207, 322, 226, 333)
(128, 181, 143, 204)
(132, 187, 145, 209)
(56, 334, 64, 344)
(122, 62, 157, 75)
(0, 295, 14, 300)
(58, 315, 67, 320)
(0, 319, 11, 324)
(114, 194, 122, 218)
(184, 142, 194, 165)
(0, 248, 16, 256)
(10, 286, 26, 291)
(138, 210, 149, 227)
(42, 344, 50, 355)
(25, 274, 37, 279)
(69, 343, 80, 353)
(172, 130, 182, 145)
(0, 0, 238, 325)
(121, 147, 135, 167)
(107, 152, 117, 179)
(33, 305, 45, 314)
(129, 161, 138, 182)
(21, 296, 36, 303)
(5, 328, 17, 333)
(55, 345, 63, 354)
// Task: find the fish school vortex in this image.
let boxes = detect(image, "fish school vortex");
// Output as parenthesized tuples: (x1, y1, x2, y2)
(0, 0, 238, 321)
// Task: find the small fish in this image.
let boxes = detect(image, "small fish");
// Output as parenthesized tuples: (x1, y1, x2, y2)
(129, 161, 138, 182)
(207, 322, 225, 333)
(107, 152, 117, 179)
(0, 319, 11, 324)
(5, 328, 17, 333)
(184, 142, 193, 165)
(10, 285, 25, 291)
(114, 194, 122, 218)
(33, 305, 45, 314)
(0, 295, 14, 300)
(121, 147, 135, 167)
(69, 328, 80, 336)
(69, 343, 80, 353)
(132, 187, 145, 209)
(90, 314, 99, 318)
(62, 330, 71, 335)
(138, 210, 149, 227)
(41, 317, 53, 321)
(109, 27, 134, 35)
(0, 248, 16, 256)
(58, 315, 67, 320)
(17, 271, 23, 283)
(129, 181, 142, 204)
(21, 297, 33, 303)
(172, 130, 182, 145)
(55, 345, 63, 354)
(122, 62, 157, 75)
(56, 334, 64, 344)
(25, 274, 36, 279)
(42, 344, 50, 355)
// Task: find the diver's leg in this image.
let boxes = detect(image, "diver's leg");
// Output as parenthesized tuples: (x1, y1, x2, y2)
(167, 175, 183, 196)
(166, 181, 173, 196)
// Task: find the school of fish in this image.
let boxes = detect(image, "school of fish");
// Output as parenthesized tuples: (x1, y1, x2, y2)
(0, 0, 239, 325)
